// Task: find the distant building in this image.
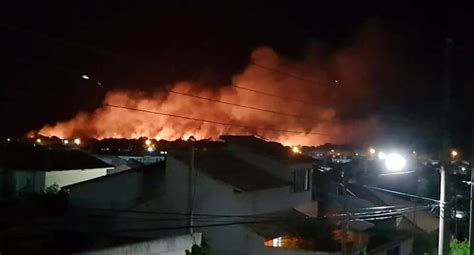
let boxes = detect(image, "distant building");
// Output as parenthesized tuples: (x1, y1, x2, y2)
(0, 143, 112, 198)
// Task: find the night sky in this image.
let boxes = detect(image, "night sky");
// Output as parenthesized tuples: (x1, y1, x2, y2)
(1, 1, 472, 151)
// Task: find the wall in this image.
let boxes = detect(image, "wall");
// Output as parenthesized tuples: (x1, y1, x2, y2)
(369, 237, 413, 255)
(45, 168, 108, 188)
(67, 166, 163, 209)
(76, 233, 201, 255)
(146, 157, 315, 254)
(14, 171, 45, 194)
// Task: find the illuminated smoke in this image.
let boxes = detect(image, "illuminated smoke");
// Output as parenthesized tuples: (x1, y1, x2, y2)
(34, 32, 388, 146)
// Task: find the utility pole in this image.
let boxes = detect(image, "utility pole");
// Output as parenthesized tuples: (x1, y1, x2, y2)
(439, 37, 453, 255)
(439, 165, 447, 255)
(341, 169, 348, 255)
(188, 136, 196, 234)
(469, 130, 474, 254)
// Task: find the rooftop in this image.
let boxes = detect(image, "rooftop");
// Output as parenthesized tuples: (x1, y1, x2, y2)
(172, 146, 290, 192)
(0, 142, 111, 171)
(220, 135, 314, 164)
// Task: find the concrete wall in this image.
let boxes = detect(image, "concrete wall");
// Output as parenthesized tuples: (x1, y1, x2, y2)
(143, 156, 315, 254)
(45, 168, 108, 188)
(369, 237, 413, 255)
(67, 167, 163, 209)
(76, 233, 201, 255)
(14, 171, 45, 194)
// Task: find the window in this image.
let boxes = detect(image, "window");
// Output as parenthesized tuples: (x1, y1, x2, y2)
(264, 237, 282, 247)
(293, 169, 310, 192)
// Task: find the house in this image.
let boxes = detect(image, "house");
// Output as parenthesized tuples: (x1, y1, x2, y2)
(0, 142, 113, 198)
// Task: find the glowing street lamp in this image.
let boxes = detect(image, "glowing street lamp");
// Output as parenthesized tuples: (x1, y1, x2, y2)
(384, 153, 407, 172)
(145, 139, 152, 146)
(451, 150, 458, 160)
(74, 138, 81, 145)
(36, 138, 41, 144)
(369, 148, 376, 155)
(292, 146, 301, 154)
(147, 147, 154, 152)
(63, 139, 69, 145)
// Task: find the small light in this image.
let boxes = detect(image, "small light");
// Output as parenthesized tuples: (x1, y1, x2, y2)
(456, 211, 465, 219)
(462, 167, 466, 171)
(97, 82, 102, 86)
(412, 151, 416, 154)
(81, 74, 90, 80)
(355, 153, 359, 156)
(63, 140, 69, 145)
(147, 147, 154, 152)
(292, 146, 301, 154)
(334, 79, 339, 83)
(451, 150, 458, 158)
(145, 139, 152, 146)
(74, 138, 81, 145)
(330, 149, 335, 153)
(36, 138, 41, 144)
(369, 148, 376, 154)
(337, 152, 341, 156)
(6, 138, 11, 142)
(378, 152, 386, 160)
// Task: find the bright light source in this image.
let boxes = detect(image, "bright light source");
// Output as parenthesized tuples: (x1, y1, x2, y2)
(369, 148, 376, 154)
(412, 151, 416, 155)
(292, 146, 301, 154)
(462, 167, 466, 171)
(451, 150, 458, 158)
(81, 74, 90, 80)
(74, 138, 81, 145)
(336, 152, 341, 156)
(378, 152, 386, 160)
(456, 211, 465, 219)
(355, 153, 359, 156)
(63, 139, 69, 145)
(385, 153, 407, 171)
(330, 149, 335, 153)
(147, 147, 154, 152)
(145, 139, 152, 146)
(36, 138, 41, 144)
(6, 138, 11, 142)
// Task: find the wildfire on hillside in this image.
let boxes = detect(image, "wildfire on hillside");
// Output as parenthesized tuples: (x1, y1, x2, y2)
(32, 42, 386, 146)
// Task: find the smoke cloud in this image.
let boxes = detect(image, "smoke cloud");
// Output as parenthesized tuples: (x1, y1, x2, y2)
(34, 29, 390, 146)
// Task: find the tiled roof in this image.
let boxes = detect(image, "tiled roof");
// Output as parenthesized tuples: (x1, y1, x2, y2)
(171, 147, 290, 192)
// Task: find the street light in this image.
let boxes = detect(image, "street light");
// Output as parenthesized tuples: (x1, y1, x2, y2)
(74, 138, 81, 145)
(384, 153, 407, 172)
(451, 150, 458, 160)
(369, 148, 376, 155)
(292, 146, 301, 154)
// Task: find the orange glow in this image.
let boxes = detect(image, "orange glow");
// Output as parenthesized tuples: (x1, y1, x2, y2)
(292, 146, 301, 154)
(32, 47, 380, 146)
(74, 138, 81, 145)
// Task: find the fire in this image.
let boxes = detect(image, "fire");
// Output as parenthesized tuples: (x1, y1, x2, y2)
(33, 47, 381, 146)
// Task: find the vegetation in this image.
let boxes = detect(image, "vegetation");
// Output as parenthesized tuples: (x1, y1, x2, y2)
(450, 239, 469, 255)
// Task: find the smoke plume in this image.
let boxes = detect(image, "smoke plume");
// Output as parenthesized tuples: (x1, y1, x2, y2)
(34, 30, 390, 146)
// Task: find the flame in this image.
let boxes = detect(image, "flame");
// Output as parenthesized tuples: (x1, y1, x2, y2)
(34, 46, 383, 146)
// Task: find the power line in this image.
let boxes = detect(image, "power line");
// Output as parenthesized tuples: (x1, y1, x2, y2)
(166, 89, 341, 123)
(2, 22, 333, 107)
(104, 104, 337, 137)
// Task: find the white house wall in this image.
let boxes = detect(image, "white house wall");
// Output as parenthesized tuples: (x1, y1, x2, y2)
(45, 168, 108, 188)
(76, 233, 201, 255)
(150, 157, 316, 255)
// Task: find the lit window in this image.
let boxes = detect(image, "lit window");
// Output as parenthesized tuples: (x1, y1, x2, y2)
(264, 237, 283, 247)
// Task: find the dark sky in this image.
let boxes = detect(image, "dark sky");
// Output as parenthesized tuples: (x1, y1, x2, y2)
(0, 1, 472, 150)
